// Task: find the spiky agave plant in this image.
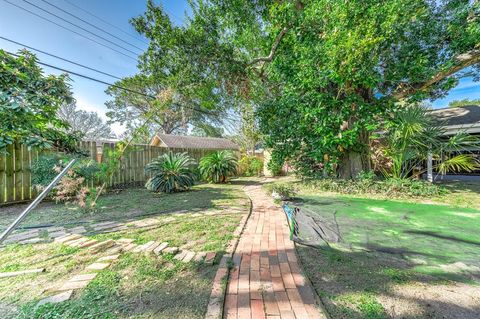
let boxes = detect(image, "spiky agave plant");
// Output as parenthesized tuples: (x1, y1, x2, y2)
(199, 150, 238, 183)
(145, 152, 196, 193)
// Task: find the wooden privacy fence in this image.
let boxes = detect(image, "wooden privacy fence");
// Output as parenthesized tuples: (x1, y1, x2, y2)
(0, 141, 220, 205)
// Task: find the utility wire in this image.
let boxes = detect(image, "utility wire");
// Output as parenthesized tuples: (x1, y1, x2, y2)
(0, 36, 123, 80)
(19, 0, 140, 56)
(61, 0, 148, 45)
(2, 0, 137, 61)
(39, 0, 144, 52)
(4, 50, 217, 117)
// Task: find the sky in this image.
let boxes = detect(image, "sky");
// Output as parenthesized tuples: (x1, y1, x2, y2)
(0, 0, 190, 135)
(1, 0, 479, 135)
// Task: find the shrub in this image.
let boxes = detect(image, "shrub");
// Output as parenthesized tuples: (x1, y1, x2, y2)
(31, 154, 65, 189)
(145, 152, 196, 193)
(239, 155, 263, 176)
(267, 183, 298, 200)
(199, 150, 238, 183)
(306, 177, 445, 198)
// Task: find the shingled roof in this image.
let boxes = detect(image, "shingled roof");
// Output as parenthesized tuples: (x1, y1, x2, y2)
(153, 133, 239, 150)
(430, 105, 480, 135)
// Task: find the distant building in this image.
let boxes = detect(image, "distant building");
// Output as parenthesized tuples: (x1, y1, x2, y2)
(431, 105, 480, 135)
(428, 105, 480, 181)
(150, 133, 239, 151)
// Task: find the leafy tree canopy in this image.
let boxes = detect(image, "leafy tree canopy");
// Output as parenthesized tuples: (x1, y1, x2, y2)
(58, 103, 116, 140)
(0, 49, 81, 152)
(448, 98, 480, 107)
(134, 0, 480, 178)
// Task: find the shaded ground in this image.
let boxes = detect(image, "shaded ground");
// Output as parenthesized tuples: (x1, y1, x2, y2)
(0, 183, 242, 230)
(0, 181, 250, 319)
(292, 194, 480, 319)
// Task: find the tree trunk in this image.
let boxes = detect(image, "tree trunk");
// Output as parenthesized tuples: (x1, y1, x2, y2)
(338, 151, 368, 179)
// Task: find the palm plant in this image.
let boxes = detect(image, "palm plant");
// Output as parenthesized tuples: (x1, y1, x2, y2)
(199, 150, 238, 183)
(145, 152, 196, 193)
(382, 104, 480, 179)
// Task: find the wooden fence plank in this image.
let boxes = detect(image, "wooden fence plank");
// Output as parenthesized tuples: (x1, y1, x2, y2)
(0, 148, 5, 203)
(5, 144, 14, 203)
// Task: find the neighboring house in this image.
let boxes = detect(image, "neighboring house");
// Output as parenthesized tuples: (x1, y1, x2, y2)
(430, 105, 480, 136)
(150, 133, 239, 151)
(428, 105, 480, 181)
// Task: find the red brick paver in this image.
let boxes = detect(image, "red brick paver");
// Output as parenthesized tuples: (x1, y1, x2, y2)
(224, 184, 327, 319)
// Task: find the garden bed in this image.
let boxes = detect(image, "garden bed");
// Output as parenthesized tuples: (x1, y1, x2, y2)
(0, 181, 250, 319)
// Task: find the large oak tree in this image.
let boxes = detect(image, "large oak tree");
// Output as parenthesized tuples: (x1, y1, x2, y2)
(134, 0, 480, 178)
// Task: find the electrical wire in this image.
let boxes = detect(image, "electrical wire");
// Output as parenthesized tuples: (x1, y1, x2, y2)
(61, 0, 148, 45)
(4, 50, 218, 117)
(0, 36, 123, 80)
(2, 0, 137, 61)
(39, 0, 144, 52)
(19, 0, 140, 56)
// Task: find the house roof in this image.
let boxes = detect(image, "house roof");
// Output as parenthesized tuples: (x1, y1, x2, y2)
(154, 133, 239, 150)
(430, 105, 480, 127)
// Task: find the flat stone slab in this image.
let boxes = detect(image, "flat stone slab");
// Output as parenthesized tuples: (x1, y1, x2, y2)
(144, 242, 161, 253)
(98, 255, 120, 262)
(48, 231, 68, 239)
(69, 273, 97, 282)
(122, 243, 137, 252)
(0, 268, 45, 278)
(67, 237, 89, 247)
(104, 245, 123, 255)
(153, 242, 169, 255)
(174, 250, 187, 261)
(85, 262, 110, 271)
(93, 222, 122, 231)
(5, 230, 39, 243)
(18, 237, 44, 245)
(58, 280, 90, 291)
(194, 252, 207, 262)
(132, 241, 156, 253)
(182, 251, 196, 263)
(78, 240, 98, 248)
(205, 252, 216, 265)
(163, 247, 179, 255)
(88, 240, 115, 253)
(37, 290, 73, 306)
(55, 234, 82, 244)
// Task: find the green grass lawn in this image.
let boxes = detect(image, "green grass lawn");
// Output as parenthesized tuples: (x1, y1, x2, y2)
(0, 181, 250, 319)
(293, 192, 480, 319)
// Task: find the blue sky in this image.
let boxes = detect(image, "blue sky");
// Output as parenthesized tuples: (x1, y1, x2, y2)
(1, 0, 479, 135)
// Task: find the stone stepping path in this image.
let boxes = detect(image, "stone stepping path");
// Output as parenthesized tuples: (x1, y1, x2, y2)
(222, 184, 328, 319)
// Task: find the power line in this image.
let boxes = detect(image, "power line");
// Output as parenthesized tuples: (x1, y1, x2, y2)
(2, 0, 137, 61)
(39, 0, 144, 52)
(19, 0, 140, 56)
(4, 50, 217, 117)
(0, 36, 123, 80)
(62, 0, 148, 45)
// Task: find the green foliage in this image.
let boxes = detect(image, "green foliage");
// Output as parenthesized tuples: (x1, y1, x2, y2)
(266, 183, 298, 200)
(238, 155, 263, 176)
(132, 0, 480, 178)
(31, 154, 65, 189)
(382, 104, 480, 179)
(145, 152, 196, 193)
(307, 177, 446, 198)
(448, 98, 480, 108)
(0, 49, 81, 153)
(199, 150, 238, 183)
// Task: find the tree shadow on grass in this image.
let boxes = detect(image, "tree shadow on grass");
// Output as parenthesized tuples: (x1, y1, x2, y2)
(0, 184, 246, 232)
(297, 244, 480, 319)
(404, 230, 480, 247)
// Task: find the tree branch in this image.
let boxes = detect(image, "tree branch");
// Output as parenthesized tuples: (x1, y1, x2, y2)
(393, 49, 480, 99)
(249, 27, 288, 66)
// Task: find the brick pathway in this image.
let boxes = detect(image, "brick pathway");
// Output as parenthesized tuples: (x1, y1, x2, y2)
(224, 184, 328, 319)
